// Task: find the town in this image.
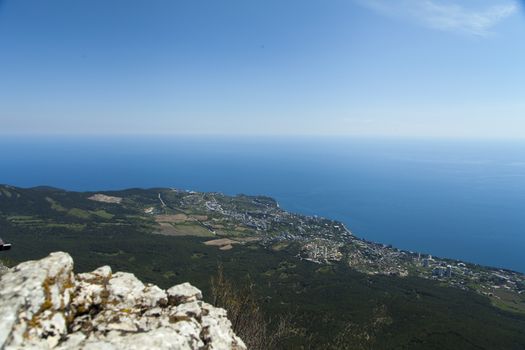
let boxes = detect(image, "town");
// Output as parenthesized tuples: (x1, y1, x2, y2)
(152, 188, 525, 312)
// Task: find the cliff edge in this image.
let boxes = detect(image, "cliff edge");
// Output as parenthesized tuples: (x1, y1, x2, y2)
(0, 252, 246, 350)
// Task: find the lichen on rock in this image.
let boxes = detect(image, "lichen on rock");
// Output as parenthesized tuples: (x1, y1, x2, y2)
(0, 252, 246, 350)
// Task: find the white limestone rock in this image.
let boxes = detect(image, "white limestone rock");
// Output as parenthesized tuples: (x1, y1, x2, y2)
(167, 282, 203, 304)
(77, 265, 112, 283)
(107, 272, 146, 308)
(201, 302, 246, 350)
(58, 327, 193, 350)
(0, 252, 246, 350)
(173, 301, 203, 320)
(0, 252, 74, 349)
(141, 284, 168, 307)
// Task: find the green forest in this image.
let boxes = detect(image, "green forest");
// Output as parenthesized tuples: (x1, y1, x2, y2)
(1, 185, 524, 349)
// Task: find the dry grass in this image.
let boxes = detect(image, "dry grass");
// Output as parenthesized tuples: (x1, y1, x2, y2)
(211, 266, 295, 350)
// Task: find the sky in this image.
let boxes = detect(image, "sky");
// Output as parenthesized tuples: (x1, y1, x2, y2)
(0, 0, 524, 138)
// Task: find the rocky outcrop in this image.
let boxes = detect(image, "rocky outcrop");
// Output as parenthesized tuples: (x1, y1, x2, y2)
(0, 252, 246, 350)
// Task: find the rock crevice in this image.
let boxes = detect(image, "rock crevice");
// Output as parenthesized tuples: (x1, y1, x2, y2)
(0, 252, 246, 350)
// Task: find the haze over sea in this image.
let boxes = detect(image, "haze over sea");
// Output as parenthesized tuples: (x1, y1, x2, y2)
(2, 136, 524, 273)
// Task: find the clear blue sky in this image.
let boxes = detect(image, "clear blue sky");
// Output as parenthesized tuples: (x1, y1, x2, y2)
(1, 0, 524, 137)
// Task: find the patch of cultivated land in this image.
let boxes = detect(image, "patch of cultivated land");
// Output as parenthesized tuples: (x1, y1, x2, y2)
(88, 193, 122, 204)
(203, 238, 239, 250)
(155, 214, 189, 223)
(203, 237, 259, 250)
(155, 222, 214, 237)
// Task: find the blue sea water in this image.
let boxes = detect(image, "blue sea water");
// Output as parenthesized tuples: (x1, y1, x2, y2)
(1, 136, 524, 272)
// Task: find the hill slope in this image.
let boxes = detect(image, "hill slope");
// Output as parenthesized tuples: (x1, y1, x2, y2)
(1, 185, 524, 349)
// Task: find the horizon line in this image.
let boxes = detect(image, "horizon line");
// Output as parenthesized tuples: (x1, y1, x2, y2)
(1, 132, 525, 142)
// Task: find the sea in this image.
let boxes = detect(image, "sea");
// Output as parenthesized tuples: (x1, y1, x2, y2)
(1, 136, 524, 273)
